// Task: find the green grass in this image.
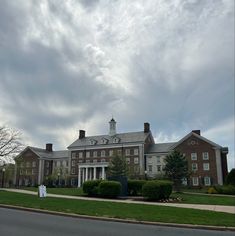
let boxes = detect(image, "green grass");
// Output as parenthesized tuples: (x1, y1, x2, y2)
(21, 187, 84, 196)
(0, 191, 235, 227)
(171, 193, 235, 206)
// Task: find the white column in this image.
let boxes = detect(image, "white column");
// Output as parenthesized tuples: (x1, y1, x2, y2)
(215, 148, 223, 185)
(83, 168, 85, 184)
(78, 167, 81, 188)
(94, 167, 96, 180)
(101, 166, 105, 180)
(38, 159, 42, 185)
(85, 167, 88, 181)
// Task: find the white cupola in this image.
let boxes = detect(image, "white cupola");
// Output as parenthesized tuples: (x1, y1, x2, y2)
(109, 117, 116, 136)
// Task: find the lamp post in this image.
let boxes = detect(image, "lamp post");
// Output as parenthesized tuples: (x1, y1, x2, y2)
(144, 170, 147, 180)
(2, 168, 6, 188)
(57, 173, 60, 187)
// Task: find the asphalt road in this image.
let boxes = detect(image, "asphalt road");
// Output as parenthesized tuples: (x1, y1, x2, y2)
(0, 207, 234, 236)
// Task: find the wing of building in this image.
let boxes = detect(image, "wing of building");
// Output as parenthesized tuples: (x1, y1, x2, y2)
(13, 119, 228, 188)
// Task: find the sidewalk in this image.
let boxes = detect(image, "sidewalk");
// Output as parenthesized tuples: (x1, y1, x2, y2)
(2, 188, 235, 214)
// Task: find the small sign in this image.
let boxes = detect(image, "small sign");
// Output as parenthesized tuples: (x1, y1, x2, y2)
(38, 185, 47, 198)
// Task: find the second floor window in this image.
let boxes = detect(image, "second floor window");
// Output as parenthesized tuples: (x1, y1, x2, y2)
(86, 151, 90, 158)
(134, 157, 139, 164)
(101, 150, 105, 157)
(191, 153, 197, 161)
(202, 152, 209, 160)
(125, 149, 130, 156)
(192, 163, 198, 171)
(71, 160, 76, 166)
(134, 149, 139, 155)
(203, 163, 210, 171)
(93, 151, 97, 157)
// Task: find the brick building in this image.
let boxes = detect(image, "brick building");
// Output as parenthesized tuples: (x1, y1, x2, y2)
(14, 118, 228, 187)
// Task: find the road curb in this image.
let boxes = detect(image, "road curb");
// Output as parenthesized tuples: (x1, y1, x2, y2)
(0, 204, 235, 232)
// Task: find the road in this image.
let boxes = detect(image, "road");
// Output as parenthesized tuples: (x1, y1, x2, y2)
(0, 207, 234, 236)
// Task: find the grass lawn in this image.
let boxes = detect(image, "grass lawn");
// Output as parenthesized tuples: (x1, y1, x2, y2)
(171, 193, 235, 206)
(22, 187, 84, 196)
(0, 191, 235, 227)
(21, 187, 235, 206)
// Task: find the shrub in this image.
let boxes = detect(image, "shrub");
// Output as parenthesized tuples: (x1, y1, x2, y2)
(142, 180, 173, 201)
(214, 185, 235, 195)
(83, 180, 102, 196)
(98, 181, 121, 198)
(128, 180, 146, 196)
(226, 169, 235, 186)
(207, 187, 218, 194)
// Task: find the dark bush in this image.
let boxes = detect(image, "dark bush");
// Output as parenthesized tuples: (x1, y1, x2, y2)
(128, 180, 146, 196)
(226, 169, 235, 186)
(214, 185, 235, 195)
(83, 180, 102, 196)
(142, 180, 173, 201)
(98, 181, 121, 198)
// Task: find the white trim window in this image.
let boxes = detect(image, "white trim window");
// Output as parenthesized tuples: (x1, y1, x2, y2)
(148, 165, 152, 172)
(202, 152, 209, 160)
(134, 157, 139, 164)
(79, 152, 83, 158)
(93, 151, 97, 157)
(204, 177, 211, 186)
(117, 149, 122, 155)
(109, 150, 113, 157)
(72, 152, 76, 159)
(71, 160, 76, 166)
(26, 162, 30, 168)
(192, 177, 199, 186)
(203, 163, 210, 171)
(191, 153, 197, 160)
(32, 161, 36, 168)
(156, 156, 161, 163)
(125, 149, 130, 156)
(101, 150, 105, 157)
(192, 163, 198, 171)
(134, 149, 139, 155)
(126, 157, 130, 164)
(86, 151, 90, 158)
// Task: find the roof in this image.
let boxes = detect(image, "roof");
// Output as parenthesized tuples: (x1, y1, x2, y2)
(147, 142, 176, 154)
(171, 132, 222, 149)
(17, 146, 68, 160)
(68, 131, 151, 149)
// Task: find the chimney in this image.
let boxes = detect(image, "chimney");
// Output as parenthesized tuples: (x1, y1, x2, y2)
(192, 130, 200, 135)
(144, 122, 150, 133)
(46, 143, 53, 152)
(79, 130, 86, 139)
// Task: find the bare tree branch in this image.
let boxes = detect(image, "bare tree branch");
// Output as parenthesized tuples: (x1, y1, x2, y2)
(0, 126, 24, 162)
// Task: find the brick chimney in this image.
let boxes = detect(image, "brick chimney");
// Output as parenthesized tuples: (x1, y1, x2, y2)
(79, 130, 86, 139)
(192, 130, 201, 135)
(144, 122, 150, 133)
(46, 143, 53, 152)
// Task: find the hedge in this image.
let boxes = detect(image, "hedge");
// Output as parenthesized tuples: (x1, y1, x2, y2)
(142, 180, 173, 201)
(214, 185, 235, 195)
(226, 169, 235, 186)
(83, 180, 102, 196)
(98, 181, 121, 198)
(128, 180, 146, 196)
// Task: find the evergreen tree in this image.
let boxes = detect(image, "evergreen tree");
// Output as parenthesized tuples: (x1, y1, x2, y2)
(164, 150, 189, 192)
(107, 153, 128, 177)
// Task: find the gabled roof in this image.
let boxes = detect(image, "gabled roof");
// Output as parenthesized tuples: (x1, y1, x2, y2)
(147, 142, 176, 154)
(68, 131, 152, 149)
(171, 131, 222, 149)
(16, 146, 68, 160)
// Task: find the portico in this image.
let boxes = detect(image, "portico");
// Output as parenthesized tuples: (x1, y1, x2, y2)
(77, 162, 108, 187)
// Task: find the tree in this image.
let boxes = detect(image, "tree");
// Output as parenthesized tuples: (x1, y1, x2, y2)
(226, 168, 235, 186)
(107, 153, 128, 177)
(164, 150, 189, 192)
(0, 126, 23, 163)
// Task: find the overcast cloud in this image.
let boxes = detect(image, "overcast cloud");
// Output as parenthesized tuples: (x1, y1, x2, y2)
(0, 0, 234, 169)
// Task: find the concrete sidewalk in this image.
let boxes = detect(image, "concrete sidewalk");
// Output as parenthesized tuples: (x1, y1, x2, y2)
(2, 188, 235, 214)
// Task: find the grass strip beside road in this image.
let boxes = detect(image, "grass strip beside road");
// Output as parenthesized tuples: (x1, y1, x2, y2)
(0, 191, 235, 227)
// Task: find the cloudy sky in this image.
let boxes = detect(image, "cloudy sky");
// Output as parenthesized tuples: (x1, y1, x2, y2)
(0, 0, 234, 169)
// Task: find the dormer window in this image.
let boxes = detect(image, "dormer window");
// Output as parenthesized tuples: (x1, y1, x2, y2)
(101, 138, 108, 145)
(112, 137, 120, 143)
(89, 139, 97, 145)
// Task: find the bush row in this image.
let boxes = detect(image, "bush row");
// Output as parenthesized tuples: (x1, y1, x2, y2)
(211, 185, 235, 195)
(83, 180, 121, 198)
(83, 179, 173, 200)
